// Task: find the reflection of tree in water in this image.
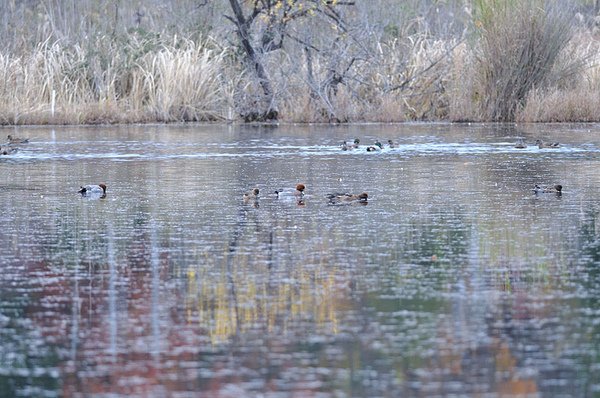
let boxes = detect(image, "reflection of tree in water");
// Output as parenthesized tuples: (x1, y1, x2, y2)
(579, 209, 600, 277)
(0, 260, 61, 397)
(400, 205, 600, 397)
(399, 284, 588, 396)
(574, 209, 600, 389)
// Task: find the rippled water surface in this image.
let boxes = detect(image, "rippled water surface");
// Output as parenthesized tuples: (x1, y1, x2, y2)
(1, 123, 600, 397)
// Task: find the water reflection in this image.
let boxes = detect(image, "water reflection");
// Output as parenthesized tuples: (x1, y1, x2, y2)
(0, 123, 599, 396)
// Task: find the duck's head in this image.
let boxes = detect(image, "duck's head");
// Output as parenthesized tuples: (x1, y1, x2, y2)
(375, 140, 383, 149)
(99, 183, 107, 194)
(252, 188, 260, 195)
(554, 184, 562, 192)
(387, 140, 393, 145)
(354, 138, 360, 145)
(358, 192, 368, 201)
(7, 135, 12, 140)
(296, 183, 305, 192)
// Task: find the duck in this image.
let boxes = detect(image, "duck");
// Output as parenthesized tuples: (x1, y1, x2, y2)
(79, 183, 107, 198)
(275, 183, 305, 199)
(514, 140, 527, 149)
(0, 146, 16, 155)
(341, 138, 360, 150)
(387, 139, 398, 149)
(327, 192, 368, 204)
(533, 184, 562, 194)
(7, 135, 29, 144)
(366, 140, 383, 152)
(243, 187, 260, 202)
(535, 139, 560, 149)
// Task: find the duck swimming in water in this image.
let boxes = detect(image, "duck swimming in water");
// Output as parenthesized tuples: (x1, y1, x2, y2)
(366, 140, 383, 152)
(275, 183, 305, 199)
(79, 183, 107, 198)
(341, 138, 360, 151)
(7, 135, 29, 144)
(535, 139, 560, 149)
(243, 187, 260, 201)
(0, 146, 16, 155)
(533, 184, 562, 194)
(327, 192, 368, 204)
(514, 140, 527, 149)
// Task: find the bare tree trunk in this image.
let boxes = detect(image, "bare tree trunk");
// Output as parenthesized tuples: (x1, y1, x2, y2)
(227, 0, 277, 121)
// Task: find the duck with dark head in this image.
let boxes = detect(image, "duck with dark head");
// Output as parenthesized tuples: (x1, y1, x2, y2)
(327, 192, 368, 205)
(79, 183, 107, 199)
(533, 184, 562, 194)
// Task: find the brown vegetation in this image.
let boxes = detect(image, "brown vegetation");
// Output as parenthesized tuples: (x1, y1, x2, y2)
(0, 0, 599, 124)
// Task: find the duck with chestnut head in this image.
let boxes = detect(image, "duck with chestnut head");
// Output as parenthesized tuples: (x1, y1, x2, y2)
(243, 187, 260, 201)
(275, 183, 305, 199)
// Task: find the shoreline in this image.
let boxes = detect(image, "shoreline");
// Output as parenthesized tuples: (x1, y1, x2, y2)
(2, 120, 600, 129)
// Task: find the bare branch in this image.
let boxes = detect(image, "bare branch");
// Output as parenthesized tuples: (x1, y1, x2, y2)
(385, 39, 464, 93)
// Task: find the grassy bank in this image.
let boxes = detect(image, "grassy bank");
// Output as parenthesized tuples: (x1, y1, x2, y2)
(0, 37, 230, 124)
(1, 1, 600, 124)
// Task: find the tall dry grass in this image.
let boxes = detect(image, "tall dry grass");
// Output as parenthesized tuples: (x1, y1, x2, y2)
(472, 0, 577, 122)
(2, 1, 600, 124)
(518, 30, 600, 122)
(0, 37, 230, 124)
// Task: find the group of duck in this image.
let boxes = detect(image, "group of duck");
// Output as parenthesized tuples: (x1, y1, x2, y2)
(1, 134, 29, 155)
(2, 133, 560, 200)
(241, 180, 561, 208)
(345, 137, 561, 151)
(341, 138, 398, 152)
(243, 183, 369, 207)
(515, 139, 560, 149)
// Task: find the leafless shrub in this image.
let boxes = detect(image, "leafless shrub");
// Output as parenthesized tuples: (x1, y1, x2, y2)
(518, 30, 600, 122)
(474, 0, 577, 121)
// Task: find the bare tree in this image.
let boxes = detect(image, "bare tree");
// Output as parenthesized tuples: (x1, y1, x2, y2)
(224, 0, 355, 121)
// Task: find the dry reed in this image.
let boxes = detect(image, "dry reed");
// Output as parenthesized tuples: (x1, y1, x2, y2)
(1, 2, 600, 124)
(473, 0, 576, 122)
(0, 37, 229, 125)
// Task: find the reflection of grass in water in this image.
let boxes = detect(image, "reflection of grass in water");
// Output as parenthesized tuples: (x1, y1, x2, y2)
(185, 250, 350, 345)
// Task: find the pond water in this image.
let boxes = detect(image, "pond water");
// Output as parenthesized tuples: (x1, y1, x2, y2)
(1, 123, 600, 397)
